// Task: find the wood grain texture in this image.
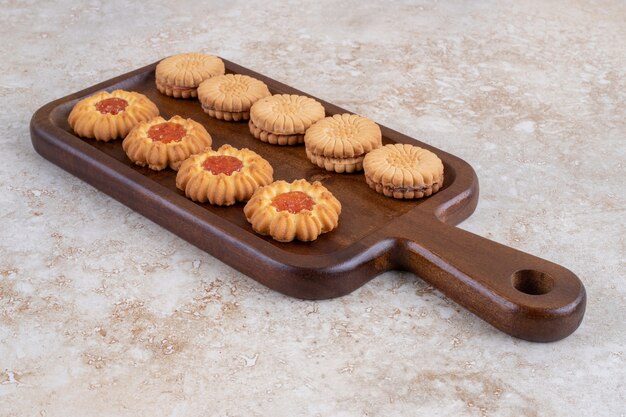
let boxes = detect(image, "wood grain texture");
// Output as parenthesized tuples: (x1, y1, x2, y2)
(30, 59, 586, 342)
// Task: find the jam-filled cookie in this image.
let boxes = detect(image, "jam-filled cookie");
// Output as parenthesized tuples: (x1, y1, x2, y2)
(244, 179, 341, 242)
(249, 94, 325, 145)
(176, 144, 274, 206)
(363, 143, 444, 199)
(68, 90, 159, 142)
(304, 113, 382, 173)
(155, 53, 225, 99)
(122, 115, 212, 171)
(197, 74, 271, 121)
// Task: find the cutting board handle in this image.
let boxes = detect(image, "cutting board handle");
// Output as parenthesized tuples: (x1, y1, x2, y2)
(396, 217, 586, 342)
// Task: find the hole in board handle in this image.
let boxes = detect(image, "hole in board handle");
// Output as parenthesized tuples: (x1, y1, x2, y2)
(511, 269, 554, 295)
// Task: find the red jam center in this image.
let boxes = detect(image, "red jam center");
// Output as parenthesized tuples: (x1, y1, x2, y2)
(147, 122, 186, 144)
(202, 156, 243, 175)
(95, 97, 128, 115)
(271, 191, 315, 214)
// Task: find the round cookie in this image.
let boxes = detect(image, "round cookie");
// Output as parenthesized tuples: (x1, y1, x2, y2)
(197, 74, 271, 121)
(122, 115, 212, 171)
(363, 143, 444, 199)
(244, 179, 341, 242)
(304, 113, 382, 173)
(68, 90, 159, 142)
(176, 144, 274, 206)
(249, 94, 325, 145)
(155, 53, 225, 99)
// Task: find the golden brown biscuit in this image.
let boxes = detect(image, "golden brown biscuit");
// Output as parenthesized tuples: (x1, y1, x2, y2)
(197, 74, 271, 121)
(244, 179, 341, 242)
(304, 113, 382, 173)
(122, 115, 212, 171)
(68, 90, 159, 142)
(249, 94, 325, 145)
(176, 144, 273, 206)
(155, 53, 225, 99)
(363, 143, 444, 199)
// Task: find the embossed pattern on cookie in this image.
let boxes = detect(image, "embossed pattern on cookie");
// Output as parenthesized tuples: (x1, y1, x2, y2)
(304, 113, 382, 173)
(363, 143, 444, 199)
(249, 94, 325, 145)
(198, 74, 271, 121)
(156, 53, 225, 99)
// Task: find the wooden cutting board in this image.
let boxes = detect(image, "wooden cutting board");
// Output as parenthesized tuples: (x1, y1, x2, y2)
(30, 59, 586, 342)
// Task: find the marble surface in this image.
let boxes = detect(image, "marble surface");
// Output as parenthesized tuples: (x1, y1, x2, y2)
(1, 1, 625, 416)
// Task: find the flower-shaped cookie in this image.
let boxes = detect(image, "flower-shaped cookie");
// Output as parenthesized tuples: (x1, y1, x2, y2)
(198, 74, 271, 121)
(155, 53, 225, 98)
(249, 94, 325, 145)
(122, 115, 212, 171)
(176, 144, 274, 206)
(68, 90, 159, 142)
(305, 113, 382, 173)
(363, 143, 444, 199)
(244, 179, 341, 242)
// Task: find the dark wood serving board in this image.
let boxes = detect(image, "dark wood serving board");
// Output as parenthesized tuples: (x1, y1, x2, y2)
(30, 59, 586, 342)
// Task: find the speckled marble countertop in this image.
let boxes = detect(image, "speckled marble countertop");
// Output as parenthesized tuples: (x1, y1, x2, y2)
(1, 1, 625, 416)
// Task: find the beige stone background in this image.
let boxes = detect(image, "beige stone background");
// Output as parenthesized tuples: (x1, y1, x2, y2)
(1, 1, 625, 416)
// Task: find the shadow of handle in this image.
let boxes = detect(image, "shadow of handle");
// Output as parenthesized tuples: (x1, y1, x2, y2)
(396, 218, 586, 342)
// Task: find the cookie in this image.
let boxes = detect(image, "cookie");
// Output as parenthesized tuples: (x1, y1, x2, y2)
(244, 179, 341, 242)
(304, 113, 382, 173)
(176, 144, 274, 206)
(363, 143, 444, 199)
(197, 74, 271, 121)
(155, 53, 225, 99)
(122, 115, 212, 171)
(68, 90, 159, 142)
(249, 94, 325, 145)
